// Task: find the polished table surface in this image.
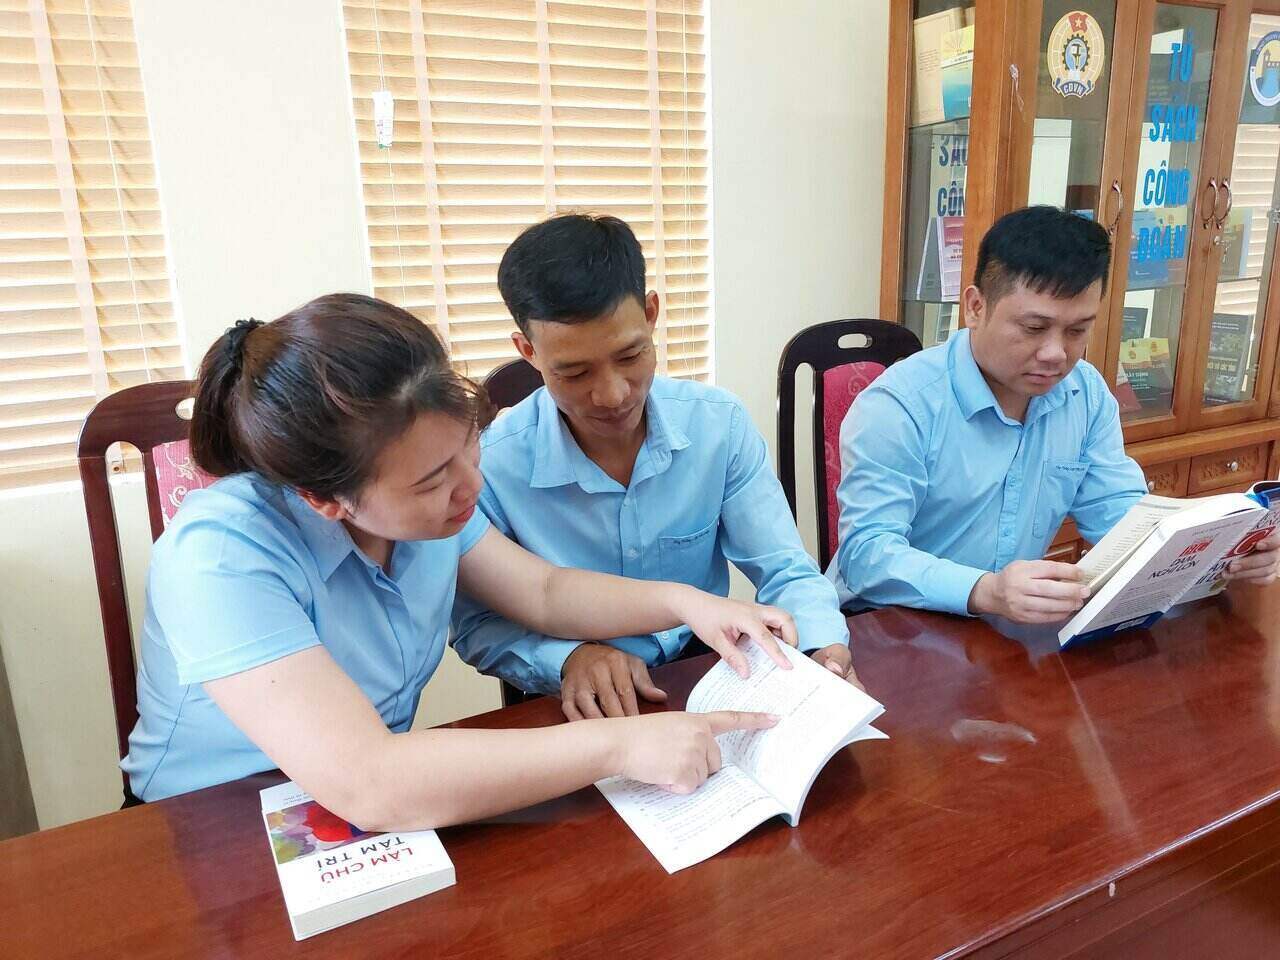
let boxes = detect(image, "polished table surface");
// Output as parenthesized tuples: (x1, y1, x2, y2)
(7, 590, 1280, 959)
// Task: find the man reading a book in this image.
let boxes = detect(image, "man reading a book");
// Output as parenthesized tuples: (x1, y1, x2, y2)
(451, 214, 858, 718)
(828, 205, 1280, 624)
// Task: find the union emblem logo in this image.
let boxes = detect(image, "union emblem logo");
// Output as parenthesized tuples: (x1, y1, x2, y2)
(1048, 11, 1106, 99)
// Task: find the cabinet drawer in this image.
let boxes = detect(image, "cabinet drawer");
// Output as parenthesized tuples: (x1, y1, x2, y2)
(1142, 459, 1190, 497)
(1188, 444, 1267, 494)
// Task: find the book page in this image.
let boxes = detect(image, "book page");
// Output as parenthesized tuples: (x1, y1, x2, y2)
(687, 642, 884, 821)
(596, 764, 785, 874)
(1077, 494, 1188, 588)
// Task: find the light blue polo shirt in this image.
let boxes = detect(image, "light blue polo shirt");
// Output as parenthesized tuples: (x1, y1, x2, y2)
(451, 377, 849, 694)
(827, 328, 1147, 614)
(123, 472, 489, 801)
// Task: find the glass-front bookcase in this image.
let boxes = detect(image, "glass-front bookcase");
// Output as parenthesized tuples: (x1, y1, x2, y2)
(881, 0, 1280, 557)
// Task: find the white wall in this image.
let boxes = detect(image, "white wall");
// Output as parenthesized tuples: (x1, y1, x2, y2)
(0, 0, 884, 829)
(711, 0, 888, 558)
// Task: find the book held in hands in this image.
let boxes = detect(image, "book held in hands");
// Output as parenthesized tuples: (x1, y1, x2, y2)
(1059, 481, 1280, 647)
(261, 781, 455, 940)
(597, 641, 885, 874)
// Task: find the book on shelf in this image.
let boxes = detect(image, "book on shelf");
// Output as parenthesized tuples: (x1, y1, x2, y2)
(917, 215, 943, 301)
(938, 216, 964, 300)
(1120, 305, 1149, 342)
(1217, 205, 1253, 281)
(940, 25, 974, 120)
(261, 781, 455, 940)
(1059, 482, 1280, 647)
(916, 215, 963, 303)
(1117, 337, 1173, 409)
(597, 641, 885, 874)
(911, 8, 966, 126)
(1126, 209, 1171, 287)
(1204, 312, 1255, 405)
(1113, 362, 1143, 415)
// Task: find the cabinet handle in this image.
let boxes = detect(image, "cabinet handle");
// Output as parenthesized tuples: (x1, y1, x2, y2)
(1201, 178, 1218, 228)
(1216, 177, 1233, 228)
(1108, 179, 1124, 237)
(1229, 460, 1240, 472)
(1147, 479, 1156, 491)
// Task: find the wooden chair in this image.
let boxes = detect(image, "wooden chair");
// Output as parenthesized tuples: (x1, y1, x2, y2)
(478, 359, 547, 707)
(483, 356, 544, 412)
(77, 380, 217, 790)
(776, 319, 923, 570)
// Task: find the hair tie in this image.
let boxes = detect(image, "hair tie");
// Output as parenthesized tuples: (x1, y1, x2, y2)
(225, 318, 263, 369)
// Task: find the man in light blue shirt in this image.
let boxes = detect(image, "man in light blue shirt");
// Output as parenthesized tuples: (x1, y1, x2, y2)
(452, 214, 856, 719)
(829, 206, 1280, 622)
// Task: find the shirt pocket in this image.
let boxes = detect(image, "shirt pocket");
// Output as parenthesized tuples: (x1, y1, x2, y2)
(1032, 458, 1088, 540)
(657, 517, 720, 587)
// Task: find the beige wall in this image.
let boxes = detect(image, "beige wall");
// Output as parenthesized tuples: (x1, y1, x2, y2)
(0, 0, 885, 829)
(713, 0, 888, 562)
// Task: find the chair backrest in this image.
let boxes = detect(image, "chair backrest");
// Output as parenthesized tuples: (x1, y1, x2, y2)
(481, 359, 546, 708)
(776, 320, 923, 569)
(76, 380, 217, 767)
(484, 357, 544, 413)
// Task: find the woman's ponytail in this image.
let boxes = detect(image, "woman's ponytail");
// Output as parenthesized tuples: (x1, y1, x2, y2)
(189, 319, 262, 477)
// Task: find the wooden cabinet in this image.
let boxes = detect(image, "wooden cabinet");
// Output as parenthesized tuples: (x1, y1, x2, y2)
(1142, 457, 1191, 494)
(884, 0, 1280, 557)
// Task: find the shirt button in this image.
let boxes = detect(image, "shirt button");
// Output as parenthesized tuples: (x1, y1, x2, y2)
(627, 548, 639, 558)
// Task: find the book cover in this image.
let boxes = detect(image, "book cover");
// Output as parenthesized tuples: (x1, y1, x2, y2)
(1180, 483, 1280, 603)
(261, 782, 455, 940)
(939, 216, 964, 301)
(1203, 312, 1254, 405)
(1059, 497, 1265, 647)
(1113, 362, 1143, 415)
(1121, 305, 1149, 342)
(1119, 337, 1174, 410)
(916, 215, 943, 301)
(1127, 209, 1171, 287)
(940, 25, 974, 120)
(911, 9, 966, 126)
(1217, 206, 1253, 281)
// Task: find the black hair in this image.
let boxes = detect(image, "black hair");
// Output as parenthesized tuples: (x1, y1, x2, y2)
(190, 293, 492, 501)
(497, 214, 646, 334)
(974, 206, 1111, 304)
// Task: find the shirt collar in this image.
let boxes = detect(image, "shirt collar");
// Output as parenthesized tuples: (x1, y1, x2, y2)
(282, 486, 360, 580)
(528, 383, 691, 491)
(950, 328, 1080, 426)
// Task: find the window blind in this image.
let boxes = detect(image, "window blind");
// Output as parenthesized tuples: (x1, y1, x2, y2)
(341, 0, 711, 381)
(0, 0, 181, 490)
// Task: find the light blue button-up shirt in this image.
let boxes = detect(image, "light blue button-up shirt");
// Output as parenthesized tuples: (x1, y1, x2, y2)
(827, 329, 1146, 615)
(451, 377, 848, 693)
(123, 473, 490, 801)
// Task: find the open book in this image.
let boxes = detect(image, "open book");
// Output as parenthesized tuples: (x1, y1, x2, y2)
(261, 781, 455, 940)
(1060, 480, 1280, 647)
(597, 642, 885, 874)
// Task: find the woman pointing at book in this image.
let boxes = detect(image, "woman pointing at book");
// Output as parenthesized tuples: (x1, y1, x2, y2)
(123, 294, 792, 827)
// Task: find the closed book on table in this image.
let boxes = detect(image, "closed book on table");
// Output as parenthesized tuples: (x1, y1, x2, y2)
(262, 782, 455, 940)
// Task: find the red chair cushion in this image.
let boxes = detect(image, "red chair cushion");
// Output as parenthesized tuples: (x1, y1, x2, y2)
(822, 362, 887, 562)
(153, 439, 218, 527)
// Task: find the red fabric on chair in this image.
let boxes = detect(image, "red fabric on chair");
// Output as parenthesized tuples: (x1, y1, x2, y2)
(821, 362, 887, 563)
(152, 438, 218, 527)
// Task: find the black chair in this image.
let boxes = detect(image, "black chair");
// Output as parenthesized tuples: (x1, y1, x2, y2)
(776, 319, 923, 570)
(480, 359, 545, 707)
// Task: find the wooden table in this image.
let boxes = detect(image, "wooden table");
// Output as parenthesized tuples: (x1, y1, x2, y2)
(7, 591, 1280, 959)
